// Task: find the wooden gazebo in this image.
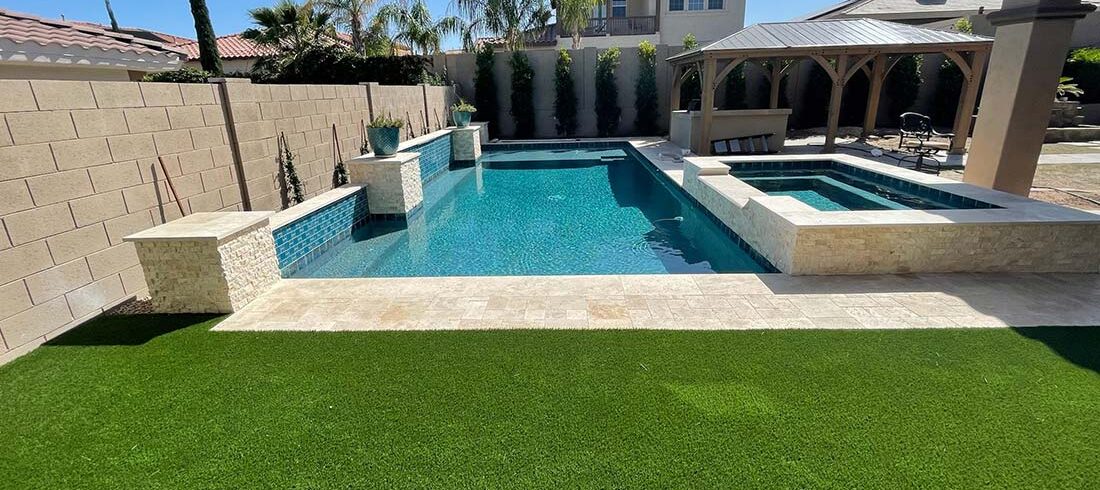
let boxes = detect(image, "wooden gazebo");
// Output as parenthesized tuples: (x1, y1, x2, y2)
(666, 19, 994, 155)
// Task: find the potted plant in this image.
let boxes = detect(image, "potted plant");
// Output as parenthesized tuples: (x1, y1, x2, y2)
(451, 100, 477, 128)
(367, 115, 404, 157)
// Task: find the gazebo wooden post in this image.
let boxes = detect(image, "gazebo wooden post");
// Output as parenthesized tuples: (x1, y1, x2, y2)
(822, 54, 849, 153)
(698, 57, 717, 155)
(862, 54, 887, 139)
(670, 65, 683, 113)
(769, 60, 783, 109)
(950, 49, 990, 155)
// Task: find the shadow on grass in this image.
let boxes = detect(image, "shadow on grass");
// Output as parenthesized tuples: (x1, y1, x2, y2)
(46, 314, 219, 346)
(1013, 326, 1100, 375)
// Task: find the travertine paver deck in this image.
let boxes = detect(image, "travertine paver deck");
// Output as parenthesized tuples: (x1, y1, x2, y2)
(212, 273, 1100, 331)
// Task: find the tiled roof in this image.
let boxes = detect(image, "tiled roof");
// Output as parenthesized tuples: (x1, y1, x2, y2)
(71, 21, 195, 47)
(0, 8, 186, 58)
(178, 32, 357, 60)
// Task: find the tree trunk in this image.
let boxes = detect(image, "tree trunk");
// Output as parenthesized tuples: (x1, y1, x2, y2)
(188, 0, 223, 76)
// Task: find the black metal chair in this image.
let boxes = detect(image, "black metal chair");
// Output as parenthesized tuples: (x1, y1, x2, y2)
(897, 112, 953, 173)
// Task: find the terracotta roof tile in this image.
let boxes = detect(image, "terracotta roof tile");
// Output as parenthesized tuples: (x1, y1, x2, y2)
(0, 8, 185, 58)
(178, 32, 356, 60)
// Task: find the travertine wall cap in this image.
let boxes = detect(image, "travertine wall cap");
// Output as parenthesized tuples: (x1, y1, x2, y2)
(347, 152, 420, 165)
(123, 212, 274, 243)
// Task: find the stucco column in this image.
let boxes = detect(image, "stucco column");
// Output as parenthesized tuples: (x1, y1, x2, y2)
(963, 0, 1096, 195)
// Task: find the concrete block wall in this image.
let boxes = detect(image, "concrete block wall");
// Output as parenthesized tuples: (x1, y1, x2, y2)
(0, 79, 452, 363)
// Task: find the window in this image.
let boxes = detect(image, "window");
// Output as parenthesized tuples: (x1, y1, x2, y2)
(669, 0, 683, 11)
(612, 0, 626, 17)
(688, 0, 704, 11)
(708, 0, 723, 9)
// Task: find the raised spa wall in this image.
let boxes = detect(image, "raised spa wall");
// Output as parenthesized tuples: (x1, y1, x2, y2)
(680, 154, 1100, 275)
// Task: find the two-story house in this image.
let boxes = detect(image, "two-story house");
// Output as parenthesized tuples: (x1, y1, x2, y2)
(483, 0, 745, 49)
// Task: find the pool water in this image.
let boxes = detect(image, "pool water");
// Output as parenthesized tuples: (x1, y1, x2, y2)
(729, 164, 998, 211)
(293, 149, 768, 277)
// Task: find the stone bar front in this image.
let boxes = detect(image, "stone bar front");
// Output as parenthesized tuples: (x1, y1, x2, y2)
(123, 212, 281, 314)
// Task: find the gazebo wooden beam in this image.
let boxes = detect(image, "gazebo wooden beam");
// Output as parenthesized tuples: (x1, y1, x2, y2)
(824, 54, 849, 153)
(698, 57, 718, 155)
(862, 54, 888, 138)
(713, 57, 747, 89)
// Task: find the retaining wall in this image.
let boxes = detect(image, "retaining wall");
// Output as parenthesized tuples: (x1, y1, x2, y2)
(0, 79, 454, 363)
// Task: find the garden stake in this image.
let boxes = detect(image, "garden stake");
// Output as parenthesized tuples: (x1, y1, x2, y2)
(157, 155, 186, 217)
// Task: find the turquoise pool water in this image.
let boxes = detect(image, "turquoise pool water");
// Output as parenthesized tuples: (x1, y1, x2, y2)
(292, 147, 769, 277)
(729, 162, 999, 212)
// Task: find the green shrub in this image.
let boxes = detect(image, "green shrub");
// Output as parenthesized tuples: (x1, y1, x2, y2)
(797, 61, 831, 129)
(886, 55, 923, 125)
(474, 45, 499, 138)
(634, 41, 660, 136)
(142, 67, 211, 83)
(279, 133, 304, 205)
(722, 63, 747, 110)
(595, 48, 622, 137)
(510, 52, 536, 138)
(1064, 47, 1100, 104)
(250, 43, 436, 85)
(554, 49, 578, 137)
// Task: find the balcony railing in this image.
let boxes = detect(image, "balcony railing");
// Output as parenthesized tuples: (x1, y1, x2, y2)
(557, 16, 658, 38)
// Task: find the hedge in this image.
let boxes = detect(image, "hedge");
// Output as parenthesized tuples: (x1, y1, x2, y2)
(1064, 47, 1100, 104)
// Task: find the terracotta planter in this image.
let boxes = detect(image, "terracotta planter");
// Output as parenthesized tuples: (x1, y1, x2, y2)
(367, 127, 400, 156)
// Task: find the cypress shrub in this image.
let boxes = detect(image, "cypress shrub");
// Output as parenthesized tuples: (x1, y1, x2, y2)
(595, 48, 622, 137)
(188, 0, 223, 76)
(634, 41, 660, 135)
(474, 45, 499, 138)
(885, 55, 923, 125)
(510, 52, 535, 138)
(554, 49, 578, 137)
(722, 63, 747, 110)
(1064, 47, 1100, 104)
(679, 34, 700, 110)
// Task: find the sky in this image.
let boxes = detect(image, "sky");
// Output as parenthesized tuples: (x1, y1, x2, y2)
(2, 0, 838, 50)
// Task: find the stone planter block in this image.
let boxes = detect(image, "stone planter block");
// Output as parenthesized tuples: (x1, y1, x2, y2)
(123, 212, 280, 314)
(347, 152, 424, 215)
(452, 126, 482, 164)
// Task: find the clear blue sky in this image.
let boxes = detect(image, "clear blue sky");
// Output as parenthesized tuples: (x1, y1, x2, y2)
(3, 0, 836, 49)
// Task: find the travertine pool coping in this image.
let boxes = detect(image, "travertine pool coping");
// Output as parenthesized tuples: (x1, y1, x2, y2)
(124, 212, 274, 242)
(212, 272, 1100, 331)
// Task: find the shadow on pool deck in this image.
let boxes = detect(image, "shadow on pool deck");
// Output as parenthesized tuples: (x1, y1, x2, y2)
(45, 314, 220, 346)
(1012, 327, 1100, 375)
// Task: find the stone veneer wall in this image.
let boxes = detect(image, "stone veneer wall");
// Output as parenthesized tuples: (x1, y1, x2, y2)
(133, 224, 279, 313)
(0, 79, 454, 363)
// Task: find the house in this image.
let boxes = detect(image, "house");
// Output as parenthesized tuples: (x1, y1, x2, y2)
(484, 0, 746, 50)
(0, 8, 184, 81)
(801, 0, 1100, 47)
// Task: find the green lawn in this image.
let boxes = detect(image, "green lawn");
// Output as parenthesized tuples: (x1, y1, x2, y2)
(2, 316, 1097, 489)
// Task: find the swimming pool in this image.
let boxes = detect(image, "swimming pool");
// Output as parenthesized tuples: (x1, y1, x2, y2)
(728, 161, 999, 211)
(291, 145, 770, 277)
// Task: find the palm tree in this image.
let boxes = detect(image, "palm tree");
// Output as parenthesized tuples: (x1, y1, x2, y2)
(456, 0, 552, 52)
(318, 0, 374, 53)
(189, 0, 223, 75)
(555, 0, 596, 49)
(242, 0, 336, 55)
(373, 0, 464, 56)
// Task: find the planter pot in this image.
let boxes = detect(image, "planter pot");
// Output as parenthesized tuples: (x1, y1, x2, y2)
(367, 127, 400, 156)
(453, 110, 473, 128)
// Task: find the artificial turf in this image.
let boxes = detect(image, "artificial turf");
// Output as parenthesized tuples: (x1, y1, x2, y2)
(1, 316, 1097, 489)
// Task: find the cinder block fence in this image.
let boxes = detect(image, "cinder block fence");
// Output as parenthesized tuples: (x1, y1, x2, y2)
(0, 79, 455, 363)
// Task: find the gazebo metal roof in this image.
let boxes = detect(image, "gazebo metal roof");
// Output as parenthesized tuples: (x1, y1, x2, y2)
(669, 19, 992, 63)
(666, 18, 994, 155)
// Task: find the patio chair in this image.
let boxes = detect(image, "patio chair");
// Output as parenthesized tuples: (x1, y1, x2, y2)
(897, 112, 953, 173)
(711, 134, 776, 156)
